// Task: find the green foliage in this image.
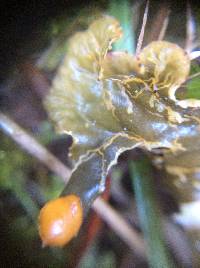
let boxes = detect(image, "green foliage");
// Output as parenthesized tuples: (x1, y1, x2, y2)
(79, 242, 117, 268)
(109, 0, 135, 53)
(0, 128, 65, 217)
(186, 63, 200, 99)
(0, 134, 38, 219)
(130, 157, 174, 268)
(0, 133, 67, 267)
(0, 134, 28, 189)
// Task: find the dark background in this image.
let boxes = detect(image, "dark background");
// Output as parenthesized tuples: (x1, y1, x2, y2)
(1, 0, 199, 83)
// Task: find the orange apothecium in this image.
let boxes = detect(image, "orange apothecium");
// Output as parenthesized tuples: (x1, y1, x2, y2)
(38, 195, 83, 247)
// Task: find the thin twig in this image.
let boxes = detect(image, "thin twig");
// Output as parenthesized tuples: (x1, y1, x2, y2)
(0, 112, 146, 257)
(0, 112, 71, 183)
(93, 198, 145, 257)
(185, 1, 196, 53)
(186, 71, 200, 82)
(135, 0, 149, 55)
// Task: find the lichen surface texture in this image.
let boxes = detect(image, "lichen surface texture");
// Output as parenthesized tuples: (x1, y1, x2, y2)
(46, 16, 200, 205)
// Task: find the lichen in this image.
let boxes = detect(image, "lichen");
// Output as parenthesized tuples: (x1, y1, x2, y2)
(45, 16, 200, 207)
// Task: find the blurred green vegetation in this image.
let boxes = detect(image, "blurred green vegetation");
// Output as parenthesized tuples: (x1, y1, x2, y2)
(130, 157, 175, 268)
(187, 63, 200, 99)
(0, 130, 67, 267)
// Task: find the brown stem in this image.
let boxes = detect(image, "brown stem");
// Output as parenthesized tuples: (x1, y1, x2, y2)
(0, 112, 71, 183)
(0, 112, 146, 257)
